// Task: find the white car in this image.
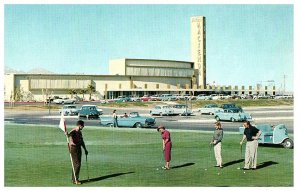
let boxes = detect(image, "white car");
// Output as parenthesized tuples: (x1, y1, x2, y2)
(53, 97, 76, 104)
(59, 105, 78, 116)
(150, 105, 174, 116)
(198, 104, 223, 115)
(171, 104, 193, 116)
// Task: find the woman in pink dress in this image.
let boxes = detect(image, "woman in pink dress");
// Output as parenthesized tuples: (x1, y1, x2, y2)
(157, 126, 172, 170)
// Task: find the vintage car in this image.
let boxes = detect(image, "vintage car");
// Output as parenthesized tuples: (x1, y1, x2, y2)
(58, 105, 78, 116)
(53, 97, 77, 104)
(129, 95, 141, 102)
(160, 94, 177, 101)
(239, 124, 293, 149)
(99, 112, 156, 128)
(198, 104, 223, 115)
(78, 105, 102, 119)
(150, 105, 174, 116)
(171, 104, 193, 116)
(141, 95, 151, 102)
(114, 96, 131, 103)
(215, 108, 252, 122)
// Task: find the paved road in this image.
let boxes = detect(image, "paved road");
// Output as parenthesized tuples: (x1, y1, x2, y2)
(4, 105, 294, 133)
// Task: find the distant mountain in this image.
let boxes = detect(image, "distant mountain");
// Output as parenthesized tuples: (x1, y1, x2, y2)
(27, 68, 54, 74)
(4, 66, 25, 74)
(5, 66, 54, 74)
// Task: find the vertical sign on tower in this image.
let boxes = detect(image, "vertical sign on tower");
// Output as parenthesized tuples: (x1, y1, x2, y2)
(191, 16, 206, 88)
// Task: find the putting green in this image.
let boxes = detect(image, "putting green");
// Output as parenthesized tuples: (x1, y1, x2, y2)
(5, 123, 293, 186)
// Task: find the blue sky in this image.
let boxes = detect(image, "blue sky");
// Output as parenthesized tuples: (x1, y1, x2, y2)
(4, 4, 293, 91)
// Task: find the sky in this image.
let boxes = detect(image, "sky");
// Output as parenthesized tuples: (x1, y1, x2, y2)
(4, 4, 294, 91)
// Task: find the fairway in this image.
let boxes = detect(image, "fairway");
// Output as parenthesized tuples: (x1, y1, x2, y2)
(5, 123, 293, 187)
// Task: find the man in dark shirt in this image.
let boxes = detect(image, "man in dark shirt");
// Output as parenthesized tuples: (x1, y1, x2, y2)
(65, 120, 88, 184)
(240, 121, 261, 170)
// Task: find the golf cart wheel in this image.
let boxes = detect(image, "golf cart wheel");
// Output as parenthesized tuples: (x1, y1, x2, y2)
(135, 122, 142, 128)
(215, 116, 220, 121)
(282, 138, 294, 149)
(231, 117, 235, 122)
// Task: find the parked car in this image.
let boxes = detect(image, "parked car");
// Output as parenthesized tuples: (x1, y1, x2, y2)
(114, 96, 131, 103)
(215, 108, 252, 122)
(239, 124, 293, 149)
(46, 96, 61, 103)
(150, 95, 161, 101)
(150, 105, 174, 116)
(100, 112, 156, 128)
(197, 94, 212, 100)
(141, 95, 151, 102)
(78, 105, 101, 119)
(59, 105, 78, 116)
(198, 104, 223, 115)
(160, 94, 177, 101)
(171, 104, 193, 116)
(129, 95, 141, 102)
(53, 97, 76, 104)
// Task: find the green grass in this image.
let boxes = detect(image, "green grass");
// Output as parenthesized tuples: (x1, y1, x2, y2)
(5, 124, 293, 187)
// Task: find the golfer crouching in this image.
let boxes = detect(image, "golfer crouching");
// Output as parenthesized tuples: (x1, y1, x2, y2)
(65, 120, 88, 185)
(157, 126, 172, 170)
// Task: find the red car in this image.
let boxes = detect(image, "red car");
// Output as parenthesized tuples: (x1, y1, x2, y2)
(141, 95, 151, 102)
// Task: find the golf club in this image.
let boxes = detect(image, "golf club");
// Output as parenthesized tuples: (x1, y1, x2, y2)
(156, 150, 165, 171)
(85, 154, 90, 181)
(205, 143, 213, 171)
(237, 144, 243, 170)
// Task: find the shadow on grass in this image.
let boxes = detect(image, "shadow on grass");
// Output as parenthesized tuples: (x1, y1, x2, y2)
(81, 172, 134, 183)
(223, 159, 244, 167)
(171, 163, 195, 169)
(256, 161, 278, 169)
(259, 144, 286, 149)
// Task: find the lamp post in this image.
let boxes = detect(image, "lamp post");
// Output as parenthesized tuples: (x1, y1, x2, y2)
(48, 96, 51, 115)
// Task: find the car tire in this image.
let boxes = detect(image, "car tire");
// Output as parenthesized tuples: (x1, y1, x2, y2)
(135, 122, 142, 128)
(282, 138, 294, 149)
(215, 116, 220, 121)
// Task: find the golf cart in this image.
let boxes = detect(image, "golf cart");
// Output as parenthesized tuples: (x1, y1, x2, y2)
(239, 124, 293, 149)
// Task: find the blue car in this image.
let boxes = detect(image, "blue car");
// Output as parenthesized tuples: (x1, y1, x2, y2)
(239, 124, 293, 149)
(215, 108, 252, 122)
(100, 112, 156, 128)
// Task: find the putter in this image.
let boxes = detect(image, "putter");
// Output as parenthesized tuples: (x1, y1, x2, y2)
(85, 154, 90, 181)
(157, 150, 164, 170)
(205, 143, 213, 171)
(238, 144, 243, 170)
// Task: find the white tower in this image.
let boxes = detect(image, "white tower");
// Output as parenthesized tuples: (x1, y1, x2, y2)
(191, 16, 206, 88)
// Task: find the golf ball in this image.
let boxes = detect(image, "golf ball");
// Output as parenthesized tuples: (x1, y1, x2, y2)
(244, 171, 246, 174)
(205, 169, 207, 171)
(156, 168, 159, 170)
(237, 167, 240, 170)
(217, 173, 220, 175)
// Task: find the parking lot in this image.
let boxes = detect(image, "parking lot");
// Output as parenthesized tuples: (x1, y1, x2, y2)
(4, 102, 294, 133)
